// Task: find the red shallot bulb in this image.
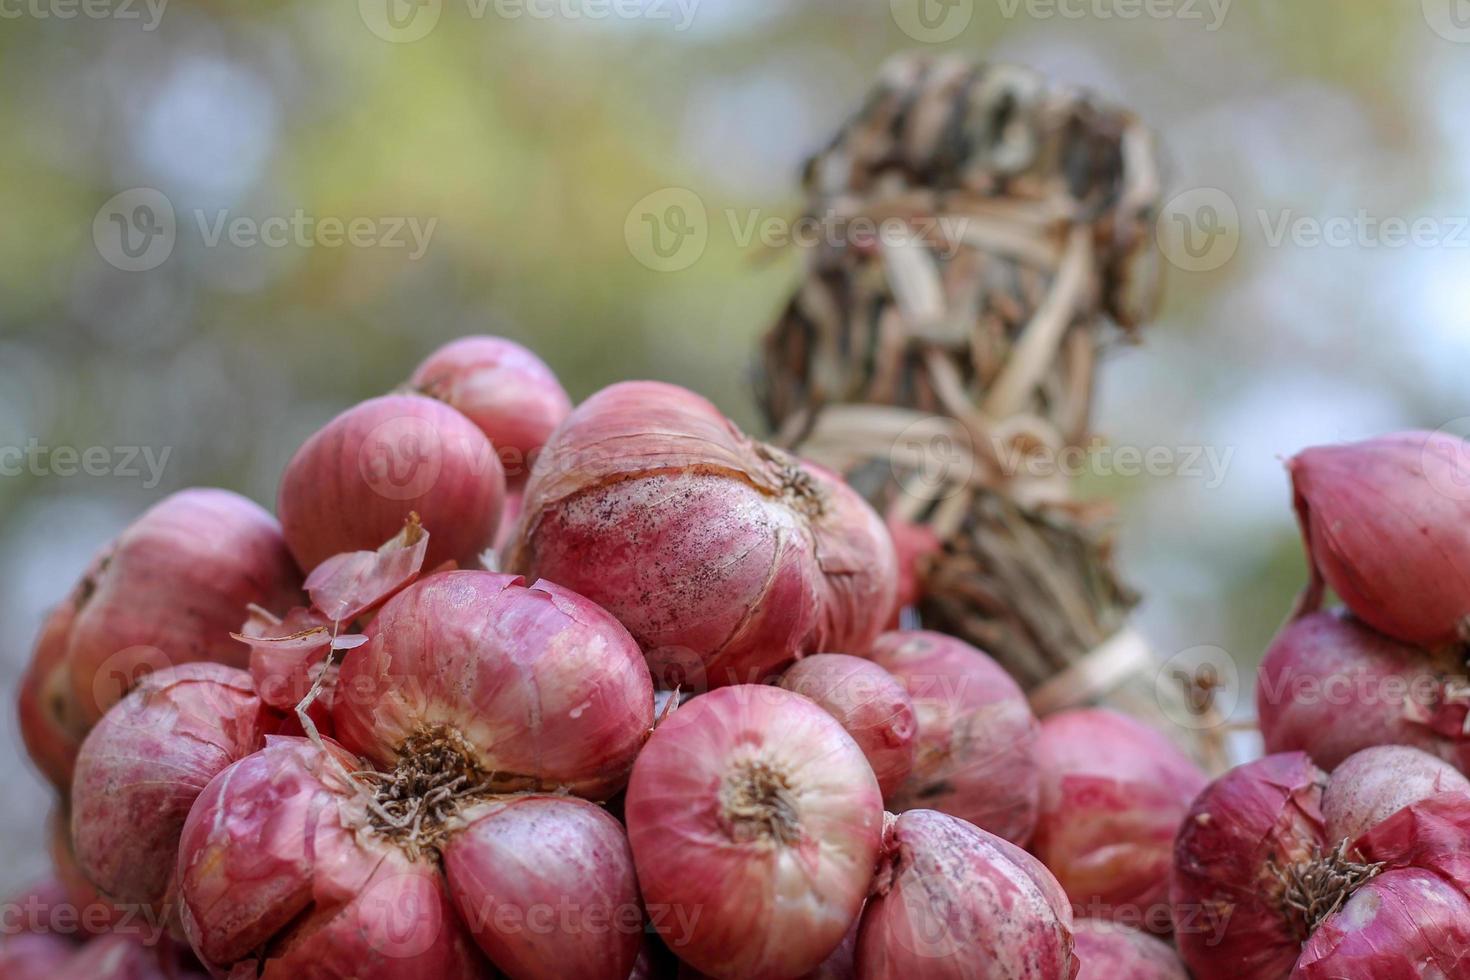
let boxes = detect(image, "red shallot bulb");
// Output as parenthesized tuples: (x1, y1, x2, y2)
(868, 630, 1041, 845)
(176, 736, 488, 978)
(277, 393, 506, 571)
(408, 336, 573, 487)
(1291, 868, 1470, 978)
(441, 795, 642, 980)
(1032, 708, 1206, 930)
(1171, 752, 1328, 980)
(856, 809, 1077, 980)
(70, 663, 271, 915)
(1290, 431, 1470, 648)
(624, 685, 884, 980)
(1257, 610, 1467, 771)
(333, 571, 654, 800)
(17, 589, 89, 790)
(1320, 745, 1470, 848)
(0, 931, 74, 980)
(61, 489, 302, 726)
(507, 381, 897, 688)
(1071, 920, 1187, 980)
(0, 879, 79, 980)
(778, 654, 918, 797)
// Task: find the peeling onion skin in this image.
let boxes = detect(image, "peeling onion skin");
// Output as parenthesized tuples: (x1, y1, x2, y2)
(1071, 920, 1187, 980)
(442, 795, 642, 980)
(176, 737, 487, 979)
(1171, 752, 1328, 980)
(71, 663, 271, 916)
(408, 336, 573, 489)
(1290, 431, 1470, 649)
(63, 489, 303, 726)
(1032, 708, 1206, 929)
(507, 381, 897, 689)
(868, 631, 1041, 845)
(625, 685, 884, 980)
(855, 809, 1078, 980)
(18, 590, 89, 791)
(1320, 745, 1470, 849)
(332, 570, 654, 800)
(277, 393, 506, 572)
(778, 654, 918, 797)
(1257, 611, 1466, 771)
(1291, 869, 1470, 980)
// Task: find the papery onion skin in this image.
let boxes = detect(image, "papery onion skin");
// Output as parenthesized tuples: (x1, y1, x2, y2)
(778, 654, 918, 797)
(64, 488, 303, 726)
(442, 795, 642, 980)
(507, 381, 897, 689)
(1072, 920, 1188, 980)
(1290, 869, 1470, 979)
(333, 570, 653, 800)
(1257, 611, 1465, 771)
(868, 630, 1041, 845)
(625, 685, 883, 980)
(408, 336, 573, 488)
(177, 736, 487, 979)
(1320, 745, 1470, 848)
(1290, 431, 1470, 648)
(1032, 708, 1206, 929)
(277, 393, 506, 572)
(71, 663, 271, 913)
(855, 809, 1077, 980)
(18, 591, 89, 791)
(1170, 752, 1327, 980)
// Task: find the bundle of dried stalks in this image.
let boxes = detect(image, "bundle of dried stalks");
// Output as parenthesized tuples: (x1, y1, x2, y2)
(758, 54, 1227, 769)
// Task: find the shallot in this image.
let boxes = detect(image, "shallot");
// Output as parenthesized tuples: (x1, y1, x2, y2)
(1032, 708, 1206, 930)
(624, 685, 883, 979)
(1071, 920, 1187, 980)
(778, 654, 917, 797)
(277, 393, 505, 571)
(868, 630, 1041, 844)
(507, 381, 897, 688)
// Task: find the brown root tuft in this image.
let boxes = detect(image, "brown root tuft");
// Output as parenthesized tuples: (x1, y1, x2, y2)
(719, 758, 802, 846)
(1269, 838, 1384, 941)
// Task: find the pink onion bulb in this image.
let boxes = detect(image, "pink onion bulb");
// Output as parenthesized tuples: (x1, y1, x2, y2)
(1071, 920, 1187, 980)
(1171, 752, 1328, 980)
(1257, 610, 1467, 771)
(333, 571, 654, 800)
(856, 809, 1078, 980)
(441, 795, 642, 980)
(1291, 868, 1470, 978)
(408, 336, 573, 488)
(1290, 431, 1470, 648)
(1, 879, 80, 980)
(177, 737, 488, 978)
(1032, 708, 1206, 930)
(507, 381, 897, 689)
(0, 932, 75, 980)
(1320, 745, 1470, 848)
(778, 654, 918, 797)
(867, 630, 1041, 845)
(70, 663, 271, 915)
(18, 589, 89, 791)
(277, 393, 506, 571)
(625, 685, 884, 980)
(61, 488, 302, 726)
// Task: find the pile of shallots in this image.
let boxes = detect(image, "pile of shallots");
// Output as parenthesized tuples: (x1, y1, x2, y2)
(7, 334, 1216, 979)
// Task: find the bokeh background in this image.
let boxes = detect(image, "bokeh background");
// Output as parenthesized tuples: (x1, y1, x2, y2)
(2, 0, 1467, 889)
